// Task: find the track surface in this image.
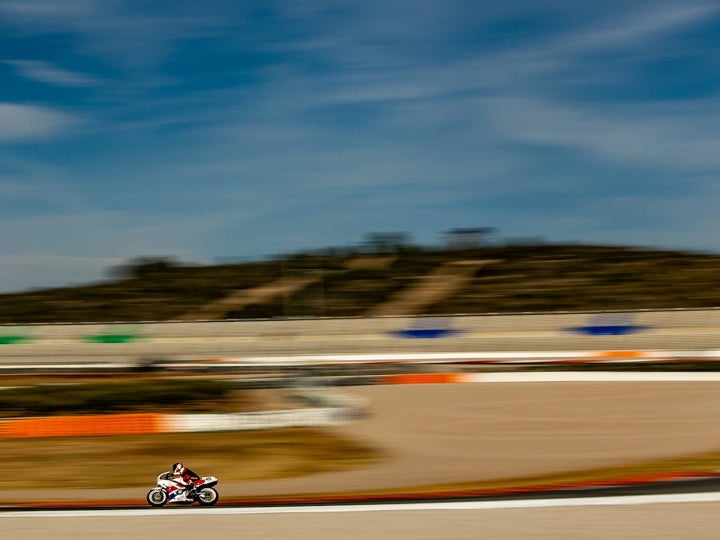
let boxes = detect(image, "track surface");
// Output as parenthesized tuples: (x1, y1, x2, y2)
(8, 381, 720, 503)
(6, 380, 720, 538)
(5, 492, 720, 540)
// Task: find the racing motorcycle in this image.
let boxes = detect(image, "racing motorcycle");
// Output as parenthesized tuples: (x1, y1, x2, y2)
(146, 471, 220, 507)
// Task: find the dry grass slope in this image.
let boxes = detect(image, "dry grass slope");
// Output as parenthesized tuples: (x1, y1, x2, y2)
(1, 243, 720, 323)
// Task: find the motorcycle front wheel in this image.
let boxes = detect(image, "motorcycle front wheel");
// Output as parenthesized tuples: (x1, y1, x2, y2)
(196, 487, 219, 506)
(146, 488, 168, 507)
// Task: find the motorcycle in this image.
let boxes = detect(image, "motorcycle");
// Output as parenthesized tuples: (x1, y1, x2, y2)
(146, 471, 220, 507)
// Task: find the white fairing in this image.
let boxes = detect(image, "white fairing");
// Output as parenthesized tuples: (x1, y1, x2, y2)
(147, 472, 219, 507)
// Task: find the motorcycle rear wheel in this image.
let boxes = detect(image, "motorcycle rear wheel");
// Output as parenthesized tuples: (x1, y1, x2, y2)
(147, 488, 168, 507)
(197, 487, 219, 506)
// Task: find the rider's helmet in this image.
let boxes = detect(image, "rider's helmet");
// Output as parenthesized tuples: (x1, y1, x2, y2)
(172, 462, 185, 476)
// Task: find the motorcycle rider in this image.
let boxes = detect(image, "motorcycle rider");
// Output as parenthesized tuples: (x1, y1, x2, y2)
(170, 462, 200, 498)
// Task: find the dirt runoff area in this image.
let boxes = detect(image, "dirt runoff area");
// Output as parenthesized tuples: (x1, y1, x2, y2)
(7, 381, 720, 502)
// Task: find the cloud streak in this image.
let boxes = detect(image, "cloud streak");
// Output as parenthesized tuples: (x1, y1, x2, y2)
(5, 60, 101, 87)
(483, 97, 720, 170)
(0, 103, 77, 142)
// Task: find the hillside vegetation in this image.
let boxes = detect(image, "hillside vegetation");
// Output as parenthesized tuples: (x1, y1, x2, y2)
(1, 243, 720, 324)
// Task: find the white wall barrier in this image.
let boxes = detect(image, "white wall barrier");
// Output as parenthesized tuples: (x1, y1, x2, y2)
(3, 308, 720, 363)
(164, 408, 339, 433)
(161, 387, 368, 433)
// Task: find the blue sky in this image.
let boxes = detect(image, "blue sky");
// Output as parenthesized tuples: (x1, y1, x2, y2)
(1, 0, 720, 292)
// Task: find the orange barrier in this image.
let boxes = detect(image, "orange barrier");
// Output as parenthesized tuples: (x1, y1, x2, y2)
(598, 350, 646, 358)
(0, 413, 169, 439)
(381, 373, 463, 385)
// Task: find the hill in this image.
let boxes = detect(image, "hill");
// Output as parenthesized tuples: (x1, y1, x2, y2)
(1, 243, 719, 324)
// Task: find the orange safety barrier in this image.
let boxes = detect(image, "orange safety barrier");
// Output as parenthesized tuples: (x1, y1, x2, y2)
(382, 373, 463, 385)
(0, 413, 170, 439)
(598, 350, 646, 358)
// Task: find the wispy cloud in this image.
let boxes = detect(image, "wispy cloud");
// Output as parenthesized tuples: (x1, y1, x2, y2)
(0, 103, 77, 142)
(5, 60, 101, 87)
(553, 2, 719, 53)
(0, 0, 234, 69)
(482, 96, 720, 170)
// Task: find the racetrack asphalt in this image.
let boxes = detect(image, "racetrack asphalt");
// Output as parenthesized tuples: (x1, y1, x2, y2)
(5, 381, 720, 508)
